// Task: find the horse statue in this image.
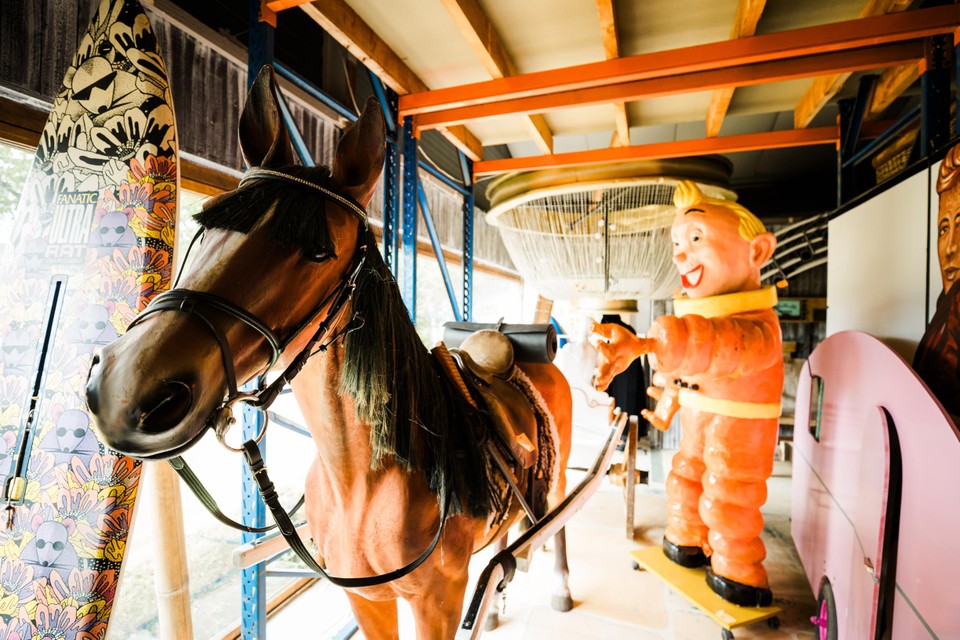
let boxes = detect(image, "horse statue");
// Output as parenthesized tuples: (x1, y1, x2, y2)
(85, 66, 573, 638)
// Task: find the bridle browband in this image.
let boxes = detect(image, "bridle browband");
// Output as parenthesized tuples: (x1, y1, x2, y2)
(135, 167, 448, 587)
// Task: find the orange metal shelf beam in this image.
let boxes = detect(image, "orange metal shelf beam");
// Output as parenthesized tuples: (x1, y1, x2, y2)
(266, 0, 314, 11)
(474, 127, 840, 176)
(416, 42, 922, 130)
(399, 4, 958, 117)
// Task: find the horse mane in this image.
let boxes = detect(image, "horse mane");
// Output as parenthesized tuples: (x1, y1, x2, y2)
(342, 229, 503, 518)
(196, 166, 501, 518)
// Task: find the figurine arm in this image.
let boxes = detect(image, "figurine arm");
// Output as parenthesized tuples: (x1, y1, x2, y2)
(649, 313, 780, 377)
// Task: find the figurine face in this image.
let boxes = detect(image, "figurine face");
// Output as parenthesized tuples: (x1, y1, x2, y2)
(937, 187, 960, 295)
(671, 204, 758, 299)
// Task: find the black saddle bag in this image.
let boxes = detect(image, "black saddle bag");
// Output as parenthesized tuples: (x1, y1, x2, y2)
(442, 321, 558, 364)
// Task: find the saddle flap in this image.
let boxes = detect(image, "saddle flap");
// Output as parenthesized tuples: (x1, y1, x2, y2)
(443, 348, 538, 470)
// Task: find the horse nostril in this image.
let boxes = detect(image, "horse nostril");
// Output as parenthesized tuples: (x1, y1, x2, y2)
(135, 380, 193, 433)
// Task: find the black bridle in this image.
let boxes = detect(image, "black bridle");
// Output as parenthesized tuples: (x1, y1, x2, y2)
(136, 167, 448, 587)
(130, 167, 369, 450)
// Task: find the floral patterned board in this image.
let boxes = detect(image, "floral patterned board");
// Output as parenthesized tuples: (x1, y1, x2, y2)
(0, 0, 177, 637)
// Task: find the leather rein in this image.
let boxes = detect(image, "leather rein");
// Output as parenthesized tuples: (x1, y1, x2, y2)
(136, 167, 448, 588)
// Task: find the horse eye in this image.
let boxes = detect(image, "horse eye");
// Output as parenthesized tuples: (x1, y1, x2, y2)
(307, 250, 335, 263)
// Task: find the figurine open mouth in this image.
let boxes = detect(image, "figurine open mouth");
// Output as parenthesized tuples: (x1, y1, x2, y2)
(681, 265, 703, 289)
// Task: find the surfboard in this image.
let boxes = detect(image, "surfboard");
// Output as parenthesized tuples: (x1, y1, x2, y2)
(0, 0, 177, 634)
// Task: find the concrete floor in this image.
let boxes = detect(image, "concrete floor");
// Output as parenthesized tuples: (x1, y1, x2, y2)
(266, 453, 817, 640)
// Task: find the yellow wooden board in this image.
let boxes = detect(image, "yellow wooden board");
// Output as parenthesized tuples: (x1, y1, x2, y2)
(630, 546, 782, 630)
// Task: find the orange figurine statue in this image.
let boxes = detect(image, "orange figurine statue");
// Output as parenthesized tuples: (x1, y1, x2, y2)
(593, 180, 782, 607)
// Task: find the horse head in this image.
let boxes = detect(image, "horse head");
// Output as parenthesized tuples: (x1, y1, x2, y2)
(86, 65, 385, 459)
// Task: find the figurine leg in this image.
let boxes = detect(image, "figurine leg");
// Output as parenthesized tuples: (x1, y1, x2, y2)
(700, 415, 779, 606)
(663, 408, 710, 564)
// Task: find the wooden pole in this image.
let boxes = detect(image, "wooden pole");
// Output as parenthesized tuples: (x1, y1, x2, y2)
(146, 461, 194, 640)
(533, 295, 553, 323)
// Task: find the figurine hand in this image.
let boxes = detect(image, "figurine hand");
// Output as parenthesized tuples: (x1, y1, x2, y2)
(643, 384, 680, 431)
(589, 322, 652, 391)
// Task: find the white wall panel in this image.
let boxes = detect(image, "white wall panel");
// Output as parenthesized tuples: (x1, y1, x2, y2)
(827, 168, 932, 361)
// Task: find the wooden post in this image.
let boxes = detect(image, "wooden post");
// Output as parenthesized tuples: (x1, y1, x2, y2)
(146, 461, 194, 640)
(624, 415, 638, 538)
(533, 296, 553, 323)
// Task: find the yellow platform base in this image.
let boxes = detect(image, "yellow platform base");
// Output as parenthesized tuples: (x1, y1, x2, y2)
(629, 546, 782, 631)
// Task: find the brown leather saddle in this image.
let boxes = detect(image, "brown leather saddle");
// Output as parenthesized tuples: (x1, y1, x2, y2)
(433, 330, 553, 518)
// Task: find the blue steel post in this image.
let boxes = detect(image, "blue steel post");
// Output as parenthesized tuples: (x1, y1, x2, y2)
(384, 138, 400, 275)
(243, 2, 272, 638)
(241, 396, 266, 640)
(401, 116, 418, 320)
(247, 1, 274, 89)
(459, 152, 474, 322)
(372, 73, 400, 276)
(417, 183, 462, 321)
(836, 99, 853, 208)
(837, 75, 876, 204)
(920, 35, 952, 158)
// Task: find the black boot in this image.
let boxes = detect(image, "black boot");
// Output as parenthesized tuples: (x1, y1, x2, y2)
(662, 537, 708, 568)
(705, 567, 773, 607)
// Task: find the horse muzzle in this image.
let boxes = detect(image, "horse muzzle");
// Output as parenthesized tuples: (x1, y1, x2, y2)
(86, 347, 210, 459)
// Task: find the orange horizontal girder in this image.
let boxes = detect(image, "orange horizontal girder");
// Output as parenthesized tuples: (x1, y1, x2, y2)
(417, 42, 922, 130)
(473, 125, 901, 176)
(399, 4, 958, 117)
(266, 0, 315, 11)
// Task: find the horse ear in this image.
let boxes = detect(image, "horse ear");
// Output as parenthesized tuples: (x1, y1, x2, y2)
(238, 65, 295, 168)
(332, 96, 386, 207)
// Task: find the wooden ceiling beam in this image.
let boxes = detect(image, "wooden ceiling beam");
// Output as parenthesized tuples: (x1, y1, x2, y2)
(474, 120, 893, 176)
(439, 0, 553, 154)
(300, 0, 482, 160)
(596, 0, 630, 147)
(865, 62, 920, 120)
(399, 5, 958, 117)
(416, 42, 922, 130)
(706, 0, 767, 137)
(793, 0, 911, 129)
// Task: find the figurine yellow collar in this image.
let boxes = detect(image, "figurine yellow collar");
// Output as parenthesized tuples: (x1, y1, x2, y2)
(673, 285, 778, 319)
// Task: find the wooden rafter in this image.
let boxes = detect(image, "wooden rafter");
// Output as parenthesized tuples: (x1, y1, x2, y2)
(793, 0, 912, 129)
(473, 120, 894, 176)
(415, 42, 923, 130)
(596, 0, 630, 147)
(299, 0, 483, 160)
(706, 0, 767, 137)
(439, 0, 553, 154)
(865, 62, 920, 120)
(399, 5, 958, 116)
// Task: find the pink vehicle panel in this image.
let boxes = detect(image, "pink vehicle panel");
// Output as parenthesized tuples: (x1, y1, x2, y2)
(793, 331, 960, 638)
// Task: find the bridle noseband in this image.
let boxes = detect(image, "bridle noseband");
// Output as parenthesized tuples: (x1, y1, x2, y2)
(134, 166, 449, 587)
